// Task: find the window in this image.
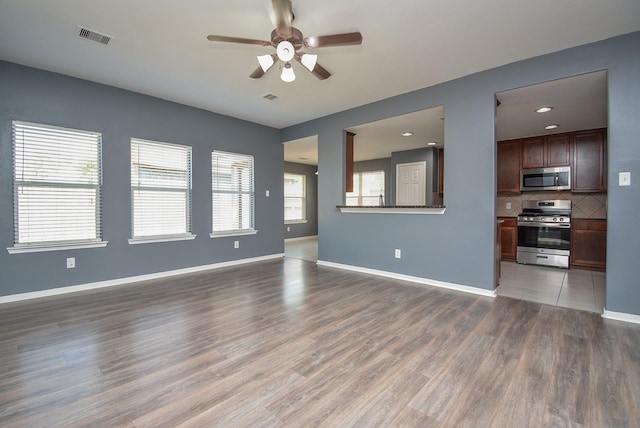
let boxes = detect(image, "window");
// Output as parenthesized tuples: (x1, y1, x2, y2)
(130, 138, 193, 243)
(9, 121, 105, 253)
(284, 173, 306, 223)
(346, 170, 385, 206)
(211, 151, 256, 237)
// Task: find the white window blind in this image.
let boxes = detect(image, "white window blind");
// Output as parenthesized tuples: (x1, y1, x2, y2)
(284, 173, 306, 222)
(211, 151, 255, 235)
(11, 121, 103, 249)
(346, 170, 385, 206)
(130, 138, 192, 240)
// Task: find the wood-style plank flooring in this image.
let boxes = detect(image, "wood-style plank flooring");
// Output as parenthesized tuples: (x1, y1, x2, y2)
(1, 258, 639, 427)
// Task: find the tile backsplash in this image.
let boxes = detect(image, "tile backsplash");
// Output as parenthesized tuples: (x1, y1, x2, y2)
(497, 191, 607, 219)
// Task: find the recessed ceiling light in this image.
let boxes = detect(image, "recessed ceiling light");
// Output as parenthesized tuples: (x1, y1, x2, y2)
(536, 106, 553, 113)
(427, 142, 437, 146)
(401, 132, 413, 137)
(545, 124, 559, 130)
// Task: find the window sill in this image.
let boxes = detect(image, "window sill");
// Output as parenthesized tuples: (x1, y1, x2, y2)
(337, 205, 446, 214)
(128, 234, 196, 245)
(284, 219, 308, 224)
(210, 229, 258, 238)
(7, 241, 109, 254)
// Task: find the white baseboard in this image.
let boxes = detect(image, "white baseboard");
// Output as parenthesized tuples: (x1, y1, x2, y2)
(285, 235, 318, 243)
(0, 253, 285, 305)
(602, 309, 640, 325)
(316, 260, 496, 298)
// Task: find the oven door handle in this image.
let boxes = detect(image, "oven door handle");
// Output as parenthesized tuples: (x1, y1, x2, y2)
(517, 222, 570, 228)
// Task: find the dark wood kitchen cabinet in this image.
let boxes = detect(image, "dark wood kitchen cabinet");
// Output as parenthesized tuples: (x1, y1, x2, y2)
(497, 140, 521, 194)
(521, 137, 544, 169)
(572, 129, 607, 192)
(521, 134, 571, 169)
(499, 217, 518, 261)
(571, 219, 606, 270)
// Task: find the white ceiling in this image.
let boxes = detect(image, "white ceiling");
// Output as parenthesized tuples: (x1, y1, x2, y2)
(1, 0, 638, 135)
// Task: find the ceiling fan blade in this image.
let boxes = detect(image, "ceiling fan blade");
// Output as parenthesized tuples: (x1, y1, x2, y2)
(295, 56, 331, 80)
(250, 66, 267, 79)
(270, 0, 293, 38)
(304, 32, 363, 48)
(207, 35, 271, 47)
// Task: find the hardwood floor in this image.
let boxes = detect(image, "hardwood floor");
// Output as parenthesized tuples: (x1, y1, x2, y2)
(1, 258, 639, 427)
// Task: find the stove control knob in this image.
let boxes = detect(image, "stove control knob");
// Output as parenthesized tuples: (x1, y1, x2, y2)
(559, 217, 564, 222)
(553, 217, 557, 222)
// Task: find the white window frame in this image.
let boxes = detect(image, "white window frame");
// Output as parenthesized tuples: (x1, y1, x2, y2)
(128, 138, 195, 245)
(346, 170, 386, 206)
(210, 151, 257, 238)
(7, 121, 107, 254)
(284, 173, 307, 224)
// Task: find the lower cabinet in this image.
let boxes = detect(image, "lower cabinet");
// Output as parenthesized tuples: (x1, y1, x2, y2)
(571, 219, 607, 270)
(499, 217, 518, 261)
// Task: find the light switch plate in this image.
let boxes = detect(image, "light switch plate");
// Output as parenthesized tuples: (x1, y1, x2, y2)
(619, 172, 631, 186)
(506, 202, 512, 210)
(265, 190, 270, 197)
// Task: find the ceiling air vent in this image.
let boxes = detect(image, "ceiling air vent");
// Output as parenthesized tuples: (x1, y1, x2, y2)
(76, 26, 112, 45)
(262, 93, 279, 101)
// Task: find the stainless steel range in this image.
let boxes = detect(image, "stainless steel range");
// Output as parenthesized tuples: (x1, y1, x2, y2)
(517, 200, 571, 268)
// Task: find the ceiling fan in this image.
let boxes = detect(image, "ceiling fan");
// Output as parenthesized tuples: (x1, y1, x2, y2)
(206, 0, 362, 82)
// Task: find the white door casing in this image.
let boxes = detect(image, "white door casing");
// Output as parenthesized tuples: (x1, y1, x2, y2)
(396, 161, 426, 205)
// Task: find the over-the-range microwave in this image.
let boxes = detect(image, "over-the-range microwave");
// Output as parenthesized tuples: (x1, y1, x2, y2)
(521, 166, 571, 191)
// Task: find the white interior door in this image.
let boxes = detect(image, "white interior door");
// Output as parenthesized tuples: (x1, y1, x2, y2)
(396, 161, 426, 205)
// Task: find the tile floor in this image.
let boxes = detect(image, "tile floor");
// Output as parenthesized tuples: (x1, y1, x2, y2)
(497, 261, 606, 313)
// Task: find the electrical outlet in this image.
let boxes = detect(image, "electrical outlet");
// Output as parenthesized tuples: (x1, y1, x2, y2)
(66, 257, 75, 269)
(287, 226, 290, 232)
(265, 190, 270, 197)
(234, 241, 239, 249)
(506, 202, 512, 210)
(619, 172, 631, 186)
(394, 249, 401, 259)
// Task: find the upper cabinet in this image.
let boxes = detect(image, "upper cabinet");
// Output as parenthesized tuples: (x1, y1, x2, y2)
(521, 134, 571, 169)
(497, 140, 521, 194)
(521, 137, 544, 169)
(573, 129, 607, 192)
(497, 128, 606, 194)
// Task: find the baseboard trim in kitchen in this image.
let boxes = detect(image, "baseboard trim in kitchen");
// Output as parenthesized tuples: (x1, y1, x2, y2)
(0, 253, 285, 305)
(602, 309, 640, 325)
(317, 260, 496, 298)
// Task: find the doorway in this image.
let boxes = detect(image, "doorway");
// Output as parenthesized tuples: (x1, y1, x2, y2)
(495, 70, 608, 313)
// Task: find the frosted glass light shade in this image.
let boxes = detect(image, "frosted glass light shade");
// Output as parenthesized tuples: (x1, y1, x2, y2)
(257, 54, 275, 72)
(281, 63, 296, 82)
(276, 41, 295, 62)
(300, 54, 317, 72)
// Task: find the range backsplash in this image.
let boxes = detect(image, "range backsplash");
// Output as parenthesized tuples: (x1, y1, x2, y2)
(497, 191, 607, 219)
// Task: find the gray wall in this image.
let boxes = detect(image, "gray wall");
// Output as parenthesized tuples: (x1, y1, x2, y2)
(0, 61, 284, 296)
(281, 32, 640, 316)
(284, 162, 318, 238)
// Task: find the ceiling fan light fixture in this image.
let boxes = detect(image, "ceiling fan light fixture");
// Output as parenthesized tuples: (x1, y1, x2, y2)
(281, 62, 296, 82)
(276, 40, 295, 62)
(300, 53, 318, 72)
(257, 54, 275, 72)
